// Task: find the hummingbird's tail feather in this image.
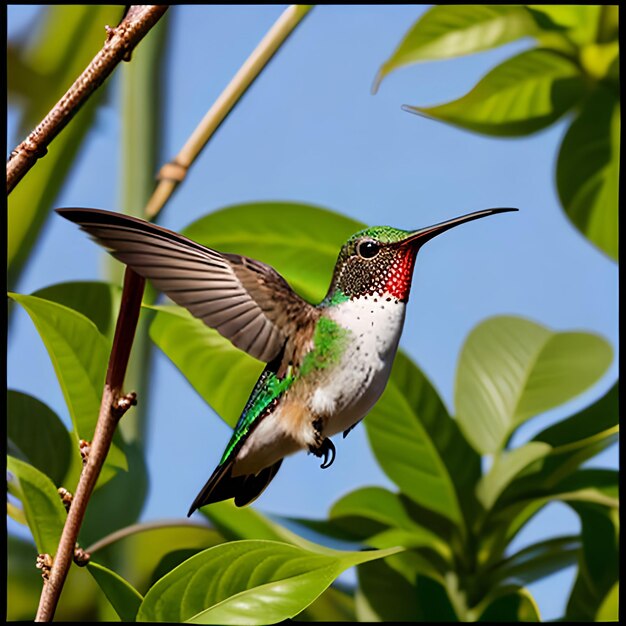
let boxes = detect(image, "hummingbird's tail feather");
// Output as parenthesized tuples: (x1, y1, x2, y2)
(235, 459, 283, 507)
(187, 459, 283, 516)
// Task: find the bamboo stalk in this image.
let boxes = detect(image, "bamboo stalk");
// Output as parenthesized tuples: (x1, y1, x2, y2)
(144, 5, 313, 219)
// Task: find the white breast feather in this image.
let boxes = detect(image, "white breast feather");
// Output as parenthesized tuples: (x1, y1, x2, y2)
(234, 294, 407, 475)
(313, 294, 406, 436)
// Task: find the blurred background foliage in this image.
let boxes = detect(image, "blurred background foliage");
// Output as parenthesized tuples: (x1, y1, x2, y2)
(7, 5, 618, 623)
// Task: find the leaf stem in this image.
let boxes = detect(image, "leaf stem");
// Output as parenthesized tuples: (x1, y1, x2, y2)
(6, 5, 168, 195)
(144, 4, 313, 219)
(35, 269, 145, 622)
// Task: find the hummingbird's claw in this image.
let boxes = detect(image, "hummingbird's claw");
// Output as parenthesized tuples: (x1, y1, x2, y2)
(319, 438, 336, 469)
(308, 419, 336, 468)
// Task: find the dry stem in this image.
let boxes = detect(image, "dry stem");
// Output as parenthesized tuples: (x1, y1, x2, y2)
(35, 269, 145, 622)
(7, 5, 169, 195)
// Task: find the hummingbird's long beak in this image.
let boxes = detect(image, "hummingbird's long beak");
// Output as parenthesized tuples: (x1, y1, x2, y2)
(401, 207, 518, 247)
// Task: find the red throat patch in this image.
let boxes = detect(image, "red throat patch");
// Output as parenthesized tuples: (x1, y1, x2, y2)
(384, 247, 417, 301)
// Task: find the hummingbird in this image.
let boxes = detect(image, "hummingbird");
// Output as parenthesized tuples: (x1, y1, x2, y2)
(57, 206, 516, 514)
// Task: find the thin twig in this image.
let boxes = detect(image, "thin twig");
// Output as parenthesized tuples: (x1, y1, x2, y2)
(35, 269, 146, 622)
(6, 5, 169, 195)
(144, 4, 313, 219)
(85, 519, 213, 555)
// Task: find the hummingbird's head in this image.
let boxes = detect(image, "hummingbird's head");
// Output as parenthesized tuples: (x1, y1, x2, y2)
(325, 207, 517, 303)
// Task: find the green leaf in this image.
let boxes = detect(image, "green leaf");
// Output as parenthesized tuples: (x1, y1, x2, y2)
(149, 549, 206, 588)
(405, 49, 585, 136)
(12, 283, 147, 545)
(149, 305, 263, 428)
(355, 558, 420, 621)
(488, 535, 580, 587)
(575, 504, 619, 597)
(383, 351, 482, 523)
(182, 202, 364, 304)
(551, 469, 619, 505)
(477, 442, 552, 510)
(288, 508, 448, 583)
(329, 486, 449, 557)
(6, 534, 116, 621)
(6, 535, 42, 621)
(455, 315, 612, 454)
(200, 500, 286, 542)
(527, 6, 602, 45)
(34, 281, 122, 340)
(8, 292, 128, 482)
(597, 6, 619, 44)
(494, 385, 619, 509)
(7, 456, 67, 555)
(91, 522, 223, 596)
(6, 534, 108, 621)
(277, 514, 371, 544)
(596, 582, 619, 622)
(331, 486, 423, 531)
(7, 6, 124, 289)
(478, 388, 618, 558)
(7, 390, 72, 485)
(365, 351, 465, 527)
(580, 42, 619, 81)
(9, 293, 108, 438)
(477, 587, 541, 621)
(480, 465, 618, 569)
(414, 574, 459, 621)
(356, 562, 457, 622)
(199, 500, 325, 552)
(137, 540, 401, 624)
(87, 561, 143, 622)
(6, 43, 51, 103)
(556, 85, 619, 261)
(566, 504, 619, 620)
(296, 584, 356, 622)
(375, 5, 539, 91)
(533, 383, 618, 448)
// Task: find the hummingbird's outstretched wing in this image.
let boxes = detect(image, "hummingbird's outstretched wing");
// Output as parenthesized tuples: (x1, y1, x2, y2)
(57, 208, 318, 363)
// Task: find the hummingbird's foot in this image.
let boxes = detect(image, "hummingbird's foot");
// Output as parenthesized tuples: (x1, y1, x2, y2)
(319, 438, 336, 469)
(309, 417, 336, 468)
(312, 437, 335, 469)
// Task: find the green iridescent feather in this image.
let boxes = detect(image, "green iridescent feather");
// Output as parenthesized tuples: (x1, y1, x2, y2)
(349, 225, 411, 244)
(320, 288, 349, 307)
(219, 316, 349, 464)
(301, 316, 349, 376)
(220, 367, 294, 464)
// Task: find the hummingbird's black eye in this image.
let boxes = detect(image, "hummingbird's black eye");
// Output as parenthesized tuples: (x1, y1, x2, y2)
(357, 240, 380, 259)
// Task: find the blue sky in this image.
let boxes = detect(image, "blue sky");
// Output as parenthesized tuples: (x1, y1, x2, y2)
(7, 5, 618, 620)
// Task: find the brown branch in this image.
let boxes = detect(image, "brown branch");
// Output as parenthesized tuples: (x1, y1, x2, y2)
(6, 5, 169, 195)
(35, 268, 146, 622)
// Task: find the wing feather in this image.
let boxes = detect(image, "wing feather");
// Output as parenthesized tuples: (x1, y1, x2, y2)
(56, 208, 318, 363)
